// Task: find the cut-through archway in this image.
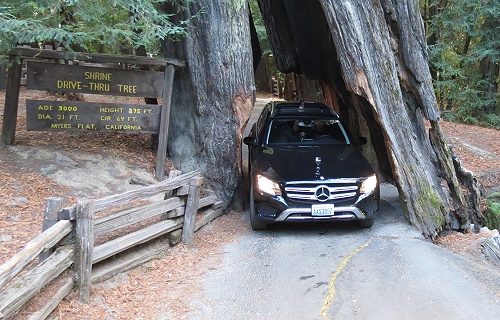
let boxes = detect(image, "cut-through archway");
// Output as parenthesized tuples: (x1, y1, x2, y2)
(161, 0, 482, 238)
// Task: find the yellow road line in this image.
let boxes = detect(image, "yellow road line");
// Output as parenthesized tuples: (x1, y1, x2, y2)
(320, 237, 373, 320)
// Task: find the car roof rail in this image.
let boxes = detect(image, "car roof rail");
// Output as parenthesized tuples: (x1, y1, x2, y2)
(270, 101, 340, 119)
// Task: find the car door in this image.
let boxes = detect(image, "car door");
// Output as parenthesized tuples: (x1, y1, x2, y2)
(247, 107, 270, 175)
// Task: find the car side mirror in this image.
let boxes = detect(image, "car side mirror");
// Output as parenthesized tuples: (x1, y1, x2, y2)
(243, 136, 258, 146)
(356, 137, 368, 146)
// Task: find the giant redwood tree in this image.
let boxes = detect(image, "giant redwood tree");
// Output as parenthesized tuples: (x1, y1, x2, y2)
(162, 0, 482, 238)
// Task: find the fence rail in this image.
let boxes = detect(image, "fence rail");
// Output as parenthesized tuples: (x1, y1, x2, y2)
(0, 170, 223, 319)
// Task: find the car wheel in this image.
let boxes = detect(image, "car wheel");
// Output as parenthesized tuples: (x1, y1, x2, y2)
(250, 184, 267, 230)
(358, 217, 374, 228)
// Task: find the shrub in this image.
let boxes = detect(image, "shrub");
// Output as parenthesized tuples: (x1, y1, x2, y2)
(484, 192, 500, 230)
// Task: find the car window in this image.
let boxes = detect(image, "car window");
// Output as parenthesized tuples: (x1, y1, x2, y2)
(266, 119, 350, 146)
(255, 109, 269, 143)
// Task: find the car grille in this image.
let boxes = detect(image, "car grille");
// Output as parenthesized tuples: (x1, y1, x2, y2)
(284, 179, 358, 203)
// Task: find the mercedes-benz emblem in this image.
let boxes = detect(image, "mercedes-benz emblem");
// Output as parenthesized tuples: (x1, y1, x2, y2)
(315, 185, 330, 202)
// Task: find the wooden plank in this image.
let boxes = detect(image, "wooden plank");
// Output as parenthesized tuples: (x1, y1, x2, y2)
(176, 185, 189, 196)
(211, 200, 224, 210)
(195, 207, 225, 232)
(1, 55, 23, 145)
(26, 61, 165, 97)
(94, 197, 185, 237)
(58, 205, 76, 221)
(155, 65, 175, 181)
(93, 171, 199, 213)
(164, 169, 182, 198)
(164, 206, 185, 219)
(181, 177, 204, 247)
(40, 197, 63, 262)
(93, 194, 213, 237)
(26, 100, 161, 133)
(198, 195, 218, 209)
(10, 47, 186, 67)
(74, 199, 94, 304)
(93, 218, 182, 264)
(0, 220, 72, 289)
(0, 246, 74, 319)
(91, 239, 169, 284)
(41, 197, 63, 231)
(28, 277, 74, 320)
(58, 171, 201, 220)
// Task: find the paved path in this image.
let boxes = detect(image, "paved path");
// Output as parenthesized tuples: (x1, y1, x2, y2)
(186, 98, 500, 319)
(187, 183, 500, 320)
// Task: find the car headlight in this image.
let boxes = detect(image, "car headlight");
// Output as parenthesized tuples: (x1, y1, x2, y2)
(256, 175, 282, 196)
(360, 175, 377, 194)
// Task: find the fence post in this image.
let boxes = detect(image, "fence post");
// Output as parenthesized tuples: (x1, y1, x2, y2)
(74, 198, 94, 304)
(39, 197, 63, 262)
(164, 169, 182, 199)
(181, 177, 204, 247)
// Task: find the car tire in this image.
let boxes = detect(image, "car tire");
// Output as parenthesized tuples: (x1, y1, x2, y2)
(250, 184, 267, 230)
(358, 217, 374, 228)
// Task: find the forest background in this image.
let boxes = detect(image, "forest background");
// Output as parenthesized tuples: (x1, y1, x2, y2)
(1, 0, 498, 126)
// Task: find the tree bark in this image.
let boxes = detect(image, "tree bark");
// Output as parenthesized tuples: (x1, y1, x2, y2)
(161, 0, 482, 237)
(257, 0, 482, 237)
(161, 1, 255, 207)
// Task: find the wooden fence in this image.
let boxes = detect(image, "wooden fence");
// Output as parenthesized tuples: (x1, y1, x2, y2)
(0, 170, 223, 320)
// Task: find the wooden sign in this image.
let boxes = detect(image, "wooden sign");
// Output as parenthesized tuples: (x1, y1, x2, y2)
(26, 61, 164, 97)
(26, 100, 161, 133)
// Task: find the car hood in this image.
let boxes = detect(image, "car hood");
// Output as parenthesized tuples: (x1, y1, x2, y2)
(255, 145, 375, 181)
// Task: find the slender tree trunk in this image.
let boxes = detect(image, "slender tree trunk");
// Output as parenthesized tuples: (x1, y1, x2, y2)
(480, 57, 500, 112)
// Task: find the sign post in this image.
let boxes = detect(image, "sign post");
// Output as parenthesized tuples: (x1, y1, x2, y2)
(0, 48, 185, 180)
(155, 65, 175, 181)
(1, 54, 23, 145)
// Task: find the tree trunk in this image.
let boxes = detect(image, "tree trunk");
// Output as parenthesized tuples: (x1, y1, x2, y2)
(480, 56, 499, 112)
(161, 0, 482, 237)
(257, 0, 482, 237)
(161, 1, 255, 206)
(254, 55, 273, 93)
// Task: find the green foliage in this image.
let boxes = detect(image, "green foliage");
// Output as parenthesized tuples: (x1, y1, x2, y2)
(248, 0, 271, 56)
(0, 0, 196, 56)
(423, 0, 500, 128)
(248, 0, 283, 89)
(484, 192, 500, 230)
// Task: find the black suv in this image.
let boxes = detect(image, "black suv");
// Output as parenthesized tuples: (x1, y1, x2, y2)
(244, 101, 379, 230)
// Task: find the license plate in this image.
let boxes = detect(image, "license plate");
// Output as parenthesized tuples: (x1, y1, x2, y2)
(311, 204, 335, 216)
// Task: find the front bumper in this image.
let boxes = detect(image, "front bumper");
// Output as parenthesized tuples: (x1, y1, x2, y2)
(276, 206, 368, 222)
(253, 190, 379, 224)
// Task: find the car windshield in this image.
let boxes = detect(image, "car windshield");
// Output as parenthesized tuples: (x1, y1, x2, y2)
(266, 119, 350, 146)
